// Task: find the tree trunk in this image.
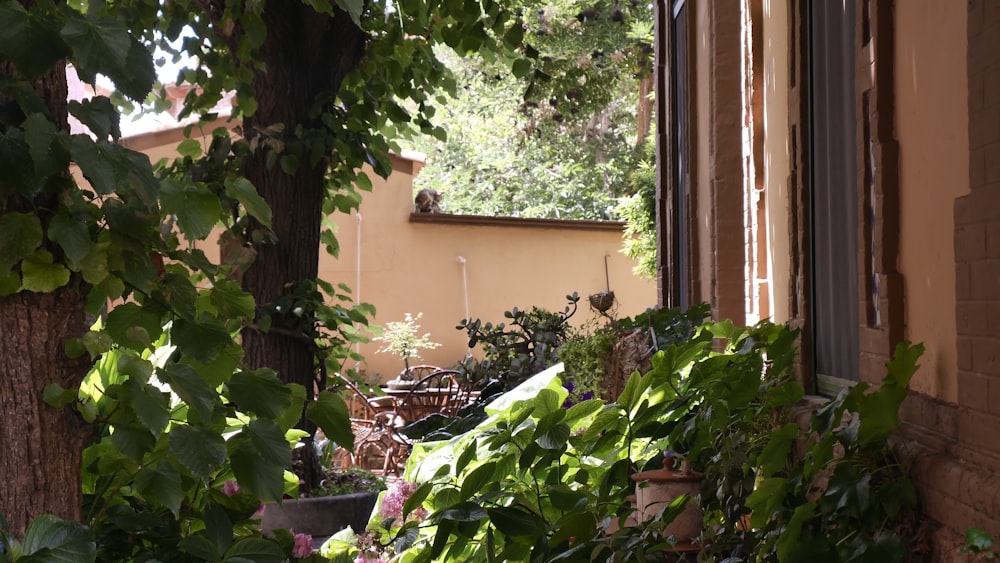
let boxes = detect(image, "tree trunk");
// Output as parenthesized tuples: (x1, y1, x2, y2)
(0, 290, 92, 537)
(637, 73, 653, 146)
(0, 55, 92, 537)
(239, 1, 366, 489)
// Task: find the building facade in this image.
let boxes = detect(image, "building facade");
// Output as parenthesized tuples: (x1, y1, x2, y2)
(655, 0, 1000, 556)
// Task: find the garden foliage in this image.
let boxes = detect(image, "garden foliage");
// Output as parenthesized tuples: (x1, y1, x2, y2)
(389, 312, 923, 562)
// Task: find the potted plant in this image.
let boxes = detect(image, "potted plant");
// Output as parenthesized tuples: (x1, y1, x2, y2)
(373, 312, 441, 389)
(260, 440, 387, 539)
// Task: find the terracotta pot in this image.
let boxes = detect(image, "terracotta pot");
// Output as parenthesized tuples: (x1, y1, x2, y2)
(631, 458, 704, 545)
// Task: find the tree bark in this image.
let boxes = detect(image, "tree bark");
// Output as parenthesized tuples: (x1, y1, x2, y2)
(0, 290, 92, 537)
(0, 54, 92, 537)
(637, 73, 653, 146)
(239, 1, 366, 489)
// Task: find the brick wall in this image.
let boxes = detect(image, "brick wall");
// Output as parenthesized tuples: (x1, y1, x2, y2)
(895, 1, 1000, 557)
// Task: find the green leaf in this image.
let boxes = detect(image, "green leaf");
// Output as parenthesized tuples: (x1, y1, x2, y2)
(68, 97, 121, 141)
(275, 383, 307, 431)
(437, 501, 489, 522)
(455, 439, 477, 475)
(306, 390, 353, 452)
(563, 398, 602, 426)
(223, 538, 285, 563)
(105, 302, 164, 351)
(537, 422, 570, 451)
(170, 318, 232, 362)
(279, 154, 299, 175)
(135, 461, 184, 516)
(43, 383, 76, 408)
(178, 534, 222, 561)
(160, 179, 223, 240)
(244, 419, 291, 467)
(204, 502, 233, 556)
(117, 353, 154, 384)
(746, 477, 788, 529)
(225, 177, 272, 228)
(229, 435, 285, 502)
(176, 138, 203, 158)
(122, 148, 159, 206)
(511, 58, 532, 79)
(160, 363, 218, 421)
(228, 370, 293, 419)
(121, 379, 170, 437)
(965, 527, 995, 553)
(302, 0, 335, 14)
(210, 280, 256, 320)
(333, 0, 364, 26)
(403, 482, 433, 519)
(48, 210, 94, 270)
(21, 250, 70, 292)
(61, 15, 154, 102)
(486, 506, 546, 537)
(0, 129, 38, 199)
(502, 23, 525, 49)
(460, 462, 496, 501)
(0, 3, 68, 79)
(547, 484, 585, 511)
(757, 422, 799, 478)
(0, 269, 20, 296)
(857, 342, 923, 447)
(24, 112, 69, 178)
(169, 424, 227, 482)
(110, 423, 156, 460)
(775, 501, 816, 562)
(0, 211, 42, 270)
(20, 515, 95, 562)
(61, 16, 129, 81)
(70, 136, 121, 195)
(532, 388, 560, 417)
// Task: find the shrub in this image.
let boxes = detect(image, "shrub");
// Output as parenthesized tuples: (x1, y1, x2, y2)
(386, 313, 923, 562)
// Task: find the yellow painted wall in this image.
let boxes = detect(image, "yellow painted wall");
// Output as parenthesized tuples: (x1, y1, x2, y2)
(323, 153, 659, 381)
(894, 1, 968, 401)
(762, 0, 790, 324)
(694, 0, 713, 305)
(121, 126, 656, 383)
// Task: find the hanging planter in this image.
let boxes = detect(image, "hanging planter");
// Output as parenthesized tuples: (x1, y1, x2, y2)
(589, 255, 617, 313)
(589, 290, 616, 312)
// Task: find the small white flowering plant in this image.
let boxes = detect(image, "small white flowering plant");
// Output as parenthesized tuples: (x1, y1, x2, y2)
(372, 313, 441, 380)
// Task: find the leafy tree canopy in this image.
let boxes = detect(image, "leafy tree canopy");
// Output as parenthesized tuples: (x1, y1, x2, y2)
(0, 0, 551, 554)
(406, 0, 654, 219)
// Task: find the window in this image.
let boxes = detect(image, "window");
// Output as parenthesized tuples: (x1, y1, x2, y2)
(809, 0, 860, 390)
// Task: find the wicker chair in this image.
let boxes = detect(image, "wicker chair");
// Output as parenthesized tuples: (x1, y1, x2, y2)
(382, 369, 469, 475)
(333, 375, 400, 472)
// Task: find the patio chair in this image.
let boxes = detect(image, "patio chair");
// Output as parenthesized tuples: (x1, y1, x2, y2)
(382, 369, 467, 475)
(332, 375, 401, 473)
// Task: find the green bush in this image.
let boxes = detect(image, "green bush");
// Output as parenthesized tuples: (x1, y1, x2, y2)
(383, 313, 923, 562)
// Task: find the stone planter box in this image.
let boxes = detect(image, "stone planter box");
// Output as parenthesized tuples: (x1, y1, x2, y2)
(260, 491, 379, 537)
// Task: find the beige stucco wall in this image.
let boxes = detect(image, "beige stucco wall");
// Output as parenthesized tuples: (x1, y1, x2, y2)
(894, 1, 968, 401)
(124, 126, 656, 383)
(323, 155, 659, 380)
(761, 0, 790, 325)
(694, 1, 713, 306)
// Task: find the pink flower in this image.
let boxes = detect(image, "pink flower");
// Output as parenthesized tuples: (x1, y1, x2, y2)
(222, 480, 240, 497)
(354, 554, 387, 563)
(291, 530, 313, 558)
(380, 480, 421, 521)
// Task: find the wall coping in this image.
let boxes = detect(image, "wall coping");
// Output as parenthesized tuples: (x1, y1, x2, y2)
(409, 212, 626, 232)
